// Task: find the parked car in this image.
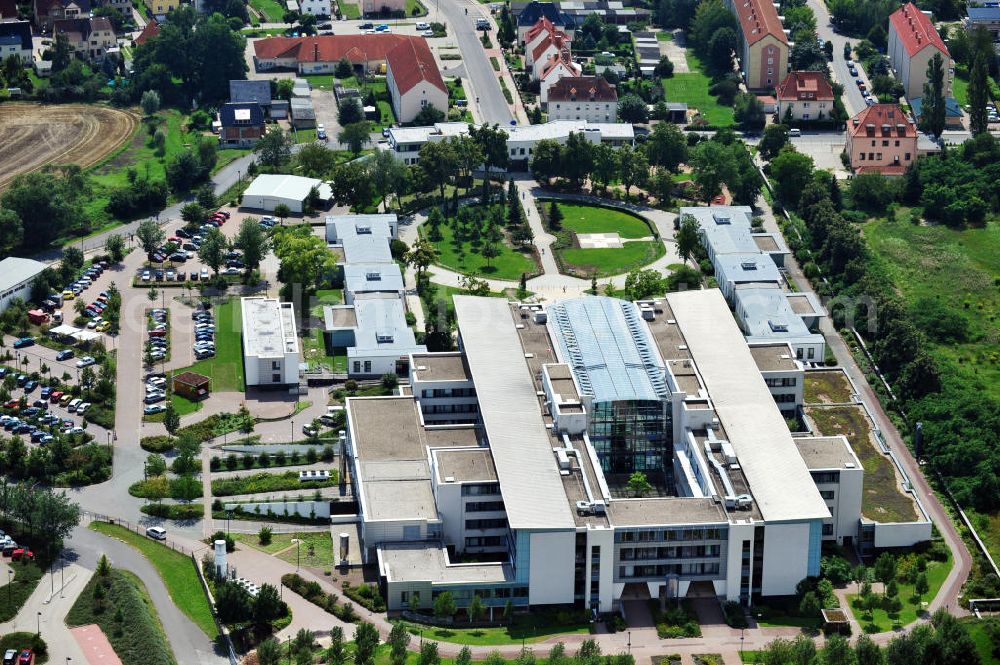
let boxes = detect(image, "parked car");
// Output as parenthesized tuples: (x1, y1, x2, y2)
(12, 337, 34, 349)
(17, 650, 33, 665)
(3, 649, 16, 665)
(144, 393, 165, 404)
(415, 20, 430, 29)
(76, 402, 90, 415)
(76, 356, 96, 368)
(67, 399, 82, 412)
(144, 404, 167, 415)
(56, 349, 74, 361)
(146, 526, 167, 540)
(11, 548, 32, 561)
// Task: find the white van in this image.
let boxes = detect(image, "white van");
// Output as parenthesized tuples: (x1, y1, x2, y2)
(145, 526, 167, 540)
(67, 398, 82, 412)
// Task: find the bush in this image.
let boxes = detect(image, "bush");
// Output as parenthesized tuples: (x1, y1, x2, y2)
(140, 436, 174, 453)
(722, 601, 747, 628)
(282, 572, 356, 622)
(342, 580, 387, 613)
(210, 470, 339, 497)
(140, 503, 203, 520)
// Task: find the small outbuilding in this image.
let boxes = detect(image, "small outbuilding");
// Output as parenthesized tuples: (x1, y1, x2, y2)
(173, 371, 211, 401)
(241, 174, 333, 214)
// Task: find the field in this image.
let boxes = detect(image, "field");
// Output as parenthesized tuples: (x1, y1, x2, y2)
(0, 103, 138, 191)
(175, 299, 246, 392)
(67, 568, 177, 665)
(558, 241, 665, 278)
(661, 54, 734, 127)
(550, 202, 654, 238)
(89, 522, 218, 639)
(249, 0, 285, 21)
(863, 217, 1000, 402)
(804, 405, 919, 523)
(425, 222, 539, 281)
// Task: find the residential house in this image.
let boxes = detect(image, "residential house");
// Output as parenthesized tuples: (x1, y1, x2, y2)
(361, 0, 404, 16)
(524, 17, 570, 73)
(253, 34, 438, 76)
(965, 6, 1000, 39)
(723, 0, 788, 91)
(298, 0, 330, 16)
(133, 18, 158, 45)
(52, 17, 115, 61)
(516, 0, 575, 44)
(546, 75, 618, 121)
(910, 95, 964, 130)
(229, 79, 273, 117)
(845, 104, 918, 176)
(219, 102, 266, 148)
(143, 0, 178, 21)
(529, 28, 571, 79)
(538, 47, 581, 104)
(0, 21, 32, 64)
(33, 0, 89, 31)
(385, 35, 448, 123)
(888, 3, 952, 101)
(775, 71, 834, 122)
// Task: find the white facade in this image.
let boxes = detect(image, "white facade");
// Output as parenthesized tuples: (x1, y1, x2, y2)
(387, 76, 449, 124)
(0, 258, 48, 313)
(241, 174, 331, 214)
(297, 0, 330, 15)
(241, 297, 300, 387)
(538, 60, 581, 103)
(548, 98, 618, 123)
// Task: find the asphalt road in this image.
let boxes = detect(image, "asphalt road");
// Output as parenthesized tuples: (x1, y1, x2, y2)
(808, 0, 868, 119)
(66, 524, 229, 665)
(437, 0, 513, 125)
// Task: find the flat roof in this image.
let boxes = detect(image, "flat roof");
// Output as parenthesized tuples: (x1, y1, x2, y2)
(786, 292, 824, 317)
(544, 363, 581, 403)
(735, 287, 825, 345)
(341, 236, 394, 264)
(749, 343, 800, 372)
(680, 206, 757, 256)
(794, 436, 860, 470)
(241, 297, 298, 357)
(350, 298, 424, 356)
(326, 214, 396, 241)
(378, 542, 511, 584)
(454, 296, 575, 529)
(323, 305, 358, 329)
(667, 289, 829, 522)
(389, 122, 470, 144)
(716, 253, 782, 286)
(244, 173, 328, 201)
(608, 497, 729, 526)
(0, 257, 48, 293)
(411, 353, 472, 382)
(548, 297, 667, 403)
(343, 263, 405, 295)
(506, 120, 634, 143)
(435, 448, 498, 483)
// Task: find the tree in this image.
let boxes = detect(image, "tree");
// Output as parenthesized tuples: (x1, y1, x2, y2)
(591, 143, 619, 192)
(618, 94, 649, 123)
(854, 634, 883, 665)
(273, 203, 291, 225)
(104, 233, 126, 263)
(180, 202, 206, 225)
(469, 594, 485, 623)
(548, 201, 563, 230)
(256, 638, 282, 665)
(824, 634, 855, 665)
(136, 219, 165, 256)
(388, 622, 410, 665)
(254, 128, 293, 168)
(770, 146, 814, 208)
(197, 228, 227, 276)
(645, 121, 687, 172)
(258, 525, 273, 546)
(335, 57, 353, 78)
(624, 269, 664, 301)
(419, 140, 458, 205)
(654, 55, 674, 78)
(339, 122, 371, 156)
(690, 140, 736, 202)
(434, 591, 457, 619)
(163, 403, 180, 435)
(675, 214, 700, 264)
(216, 580, 254, 623)
(798, 590, 821, 617)
(354, 621, 380, 665)
(468, 124, 509, 204)
(707, 27, 738, 74)
(451, 135, 485, 192)
(51, 33, 73, 72)
(969, 53, 989, 136)
(618, 145, 649, 200)
(626, 471, 653, 497)
(140, 89, 161, 116)
(734, 93, 765, 130)
(0, 208, 22, 258)
(338, 98, 364, 125)
(919, 52, 946, 138)
(97, 553, 111, 577)
(419, 642, 441, 665)
(414, 104, 446, 126)
(874, 552, 897, 591)
(759, 124, 789, 160)
(234, 217, 270, 278)
(914, 571, 929, 601)
(407, 236, 439, 276)
(327, 626, 346, 665)
(370, 150, 409, 211)
(530, 139, 562, 185)
(252, 583, 284, 630)
(456, 646, 473, 665)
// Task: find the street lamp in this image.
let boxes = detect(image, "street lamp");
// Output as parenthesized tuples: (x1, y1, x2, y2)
(627, 631, 631, 654)
(7, 569, 12, 604)
(740, 628, 745, 657)
(291, 419, 295, 441)
(36, 610, 41, 635)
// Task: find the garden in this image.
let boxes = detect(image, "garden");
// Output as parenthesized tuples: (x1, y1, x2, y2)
(846, 548, 952, 632)
(210, 469, 340, 496)
(421, 204, 540, 281)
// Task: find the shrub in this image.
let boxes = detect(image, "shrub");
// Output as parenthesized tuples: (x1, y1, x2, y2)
(722, 601, 747, 628)
(140, 436, 174, 453)
(281, 573, 354, 621)
(342, 580, 387, 613)
(140, 503, 203, 520)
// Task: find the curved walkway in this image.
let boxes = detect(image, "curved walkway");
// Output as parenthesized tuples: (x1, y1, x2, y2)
(400, 179, 682, 302)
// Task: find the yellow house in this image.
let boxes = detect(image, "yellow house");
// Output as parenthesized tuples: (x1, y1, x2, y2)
(144, 0, 178, 20)
(725, 0, 789, 91)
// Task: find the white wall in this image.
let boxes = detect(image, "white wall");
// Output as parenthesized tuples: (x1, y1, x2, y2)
(391, 79, 449, 124)
(242, 193, 304, 214)
(873, 519, 933, 548)
(724, 520, 755, 603)
(347, 353, 401, 378)
(0, 279, 37, 314)
(528, 530, 576, 605)
(585, 527, 615, 612)
(760, 522, 811, 597)
(548, 100, 618, 123)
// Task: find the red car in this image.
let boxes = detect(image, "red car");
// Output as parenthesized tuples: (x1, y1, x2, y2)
(3, 400, 18, 410)
(167, 236, 182, 243)
(11, 549, 32, 561)
(49, 391, 63, 403)
(215, 210, 231, 219)
(17, 649, 33, 665)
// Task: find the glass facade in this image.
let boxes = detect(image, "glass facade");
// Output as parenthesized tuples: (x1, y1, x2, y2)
(589, 399, 671, 474)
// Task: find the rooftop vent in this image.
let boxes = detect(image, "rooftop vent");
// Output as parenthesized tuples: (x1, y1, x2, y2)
(768, 319, 789, 332)
(740, 260, 757, 270)
(365, 271, 381, 281)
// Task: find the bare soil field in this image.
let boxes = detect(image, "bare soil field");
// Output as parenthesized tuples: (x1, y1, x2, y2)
(0, 103, 138, 190)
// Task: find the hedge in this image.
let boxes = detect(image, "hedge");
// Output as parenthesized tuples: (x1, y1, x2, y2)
(281, 573, 358, 623)
(342, 580, 387, 613)
(140, 436, 175, 453)
(140, 503, 204, 520)
(210, 470, 339, 497)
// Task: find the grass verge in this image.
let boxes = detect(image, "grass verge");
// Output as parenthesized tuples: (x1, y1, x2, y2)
(174, 298, 244, 392)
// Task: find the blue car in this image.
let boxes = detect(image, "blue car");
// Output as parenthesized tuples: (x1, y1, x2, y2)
(23, 381, 37, 393)
(15, 375, 28, 387)
(40, 387, 51, 399)
(56, 349, 75, 361)
(12, 337, 34, 349)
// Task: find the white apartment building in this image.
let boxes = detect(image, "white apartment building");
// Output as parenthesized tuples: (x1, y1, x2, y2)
(241, 297, 300, 387)
(795, 437, 864, 546)
(409, 353, 479, 424)
(546, 75, 618, 121)
(749, 343, 804, 418)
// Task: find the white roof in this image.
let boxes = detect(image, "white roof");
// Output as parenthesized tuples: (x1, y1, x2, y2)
(0, 257, 48, 293)
(241, 297, 298, 358)
(49, 324, 81, 336)
(506, 120, 634, 143)
(234, 108, 251, 121)
(378, 542, 512, 584)
(388, 122, 470, 145)
(667, 289, 829, 522)
(243, 174, 331, 202)
(454, 296, 574, 529)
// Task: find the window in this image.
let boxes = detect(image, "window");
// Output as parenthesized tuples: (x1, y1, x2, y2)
(894, 140, 900, 147)
(876, 153, 882, 160)
(822, 523, 834, 536)
(811, 471, 840, 483)
(803, 113, 810, 120)
(820, 490, 835, 499)
(904, 152, 911, 160)
(803, 102, 810, 108)
(767, 57, 773, 65)
(353, 361, 361, 373)
(796, 348, 803, 359)
(363, 361, 371, 373)
(272, 361, 280, 370)
(272, 373, 281, 382)
(807, 348, 815, 359)
(882, 140, 889, 147)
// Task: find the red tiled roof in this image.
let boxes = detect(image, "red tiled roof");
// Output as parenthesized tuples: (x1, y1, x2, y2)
(254, 34, 432, 66)
(524, 16, 555, 42)
(531, 30, 570, 63)
(135, 18, 159, 45)
(386, 36, 446, 95)
(546, 75, 617, 102)
(889, 3, 949, 58)
(775, 71, 834, 101)
(848, 103, 917, 138)
(732, 0, 787, 45)
(173, 371, 210, 387)
(540, 54, 580, 82)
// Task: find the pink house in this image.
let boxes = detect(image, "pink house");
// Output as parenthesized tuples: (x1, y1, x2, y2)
(845, 104, 918, 176)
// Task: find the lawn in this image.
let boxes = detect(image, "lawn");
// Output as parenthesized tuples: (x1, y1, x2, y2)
(804, 405, 919, 523)
(235, 531, 335, 567)
(339, 0, 361, 18)
(175, 299, 245, 392)
(953, 72, 969, 107)
(548, 202, 654, 238)
(661, 54, 734, 126)
(170, 392, 203, 415)
(425, 220, 539, 281)
(249, 0, 285, 21)
(89, 522, 218, 639)
(296, 128, 318, 144)
(405, 0, 426, 15)
(964, 618, 1000, 665)
(750, 596, 822, 630)
(0, 560, 44, 622)
(863, 217, 1000, 403)
(656, 31, 673, 41)
(66, 568, 177, 665)
(803, 371, 854, 404)
(846, 551, 952, 632)
(398, 611, 591, 645)
(309, 289, 343, 318)
(558, 240, 665, 278)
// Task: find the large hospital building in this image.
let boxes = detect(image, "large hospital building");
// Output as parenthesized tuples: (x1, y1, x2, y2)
(344, 290, 869, 613)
